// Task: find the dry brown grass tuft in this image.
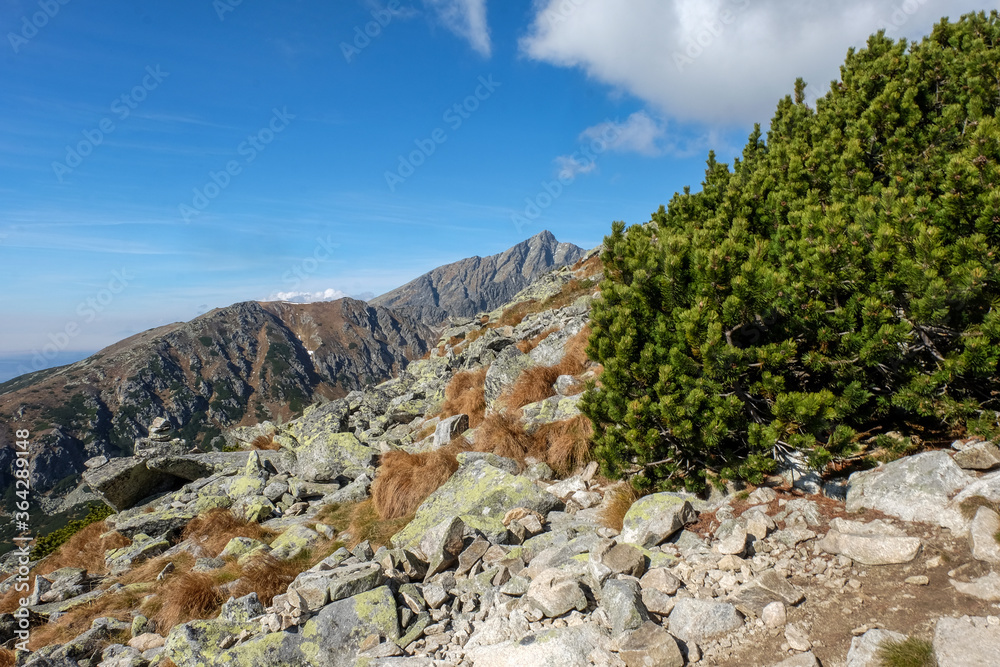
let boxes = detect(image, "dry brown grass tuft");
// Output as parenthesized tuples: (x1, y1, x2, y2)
(517, 327, 559, 354)
(182, 508, 277, 557)
(27, 589, 139, 650)
(251, 434, 281, 451)
(120, 552, 195, 587)
(0, 649, 14, 667)
(500, 366, 561, 412)
(571, 253, 602, 278)
(372, 445, 465, 520)
(553, 326, 591, 377)
(497, 301, 537, 328)
(536, 414, 594, 477)
(232, 553, 300, 606)
(600, 483, 641, 532)
(440, 367, 488, 428)
(347, 499, 415, 549)
(35, 522, 130, 577)
(474, 412, 540, 465)
(156, 571, 223, 630)
(500, 326, 592, 413)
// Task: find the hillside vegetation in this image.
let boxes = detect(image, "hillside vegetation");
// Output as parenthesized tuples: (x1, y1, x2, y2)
(583, 12, 1000, 491)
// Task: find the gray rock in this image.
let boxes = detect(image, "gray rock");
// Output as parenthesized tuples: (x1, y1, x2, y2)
(422, 582, 450, 609)
(219, 593, 264, 623)
(601, 578, 649, 635)
(327, 563, 385, 602)
(970, 506, 1000, 564)
(817, 518, 922, 565)
(597, 543, 646, 578)
(640, 568, 682, 596)
(785, 622, 811, 651)
(714, 519, 749, 556)
(729, 569, 804, 617)
(105, 534, 170, 576)
(619, 493, 697, 548)
(465, 623, 610, 667)
(772, 652, 820, 667)
(391, 458, 562, 553)
(269, 524, 322, 560)
(418, 516, 466, 578)
(954, 442, 1000, 471)
(100, 644, 147, 667)
(618, 621, 684, 667)
(434, 414, 469, 448)
(668, 598, 743, 644)
(846, 628, 907, 667)
(207, 586, 399, 667)
(524, 568, 588, 618)
(951, 571, 1000, 601)
(762, 601, 786, 628)
(484, 346, 534, 410)
(846, 450, 971, 535)
(84, 455, 109, 469)
(293, 432, 376, 482)
(934, 616, 1000, 666)
(82, 457, 180, 511)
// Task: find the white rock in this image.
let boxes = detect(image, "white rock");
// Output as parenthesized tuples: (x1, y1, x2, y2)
(762, 601, 787, 628)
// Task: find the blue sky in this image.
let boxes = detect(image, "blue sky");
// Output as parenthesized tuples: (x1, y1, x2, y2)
(0, 0, 989, 380)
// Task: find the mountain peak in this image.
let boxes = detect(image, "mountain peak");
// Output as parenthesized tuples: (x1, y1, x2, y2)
(371, 232, 585, 326)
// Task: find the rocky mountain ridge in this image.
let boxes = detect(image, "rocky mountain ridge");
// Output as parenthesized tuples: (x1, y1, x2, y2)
(4, 248, 1000, 667)
(371, 230, 585, 326)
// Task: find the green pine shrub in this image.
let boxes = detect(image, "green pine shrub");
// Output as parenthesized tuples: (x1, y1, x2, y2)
(31, 503, 116, 560)
(582, 12, 1000, 492)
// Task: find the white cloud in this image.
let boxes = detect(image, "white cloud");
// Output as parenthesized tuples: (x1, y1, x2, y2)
(268, 288, 350, 303)
(581, 111, 667, 156)
(423, 0, 491, 56)
(554, 153, 598, 180)
(554, 111, 732, 176)
(521, 0, 987, 125)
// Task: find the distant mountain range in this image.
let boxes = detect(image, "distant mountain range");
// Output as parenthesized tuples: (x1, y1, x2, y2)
(0, 231, 585, 507)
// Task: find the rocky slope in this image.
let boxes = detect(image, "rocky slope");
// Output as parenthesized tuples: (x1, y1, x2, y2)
(371, 230, 585, 326)
(0, 298, 433, 502)
(4, 255, 1000, 667)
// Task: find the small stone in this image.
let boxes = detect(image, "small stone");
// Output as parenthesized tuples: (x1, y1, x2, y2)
(773, 652, 820, 667)
(954, 441, 1000, 471)
(617, 621, 684, 667)
(905, 575, 929, 586)
(762, 601, 786, 628)
(785, 622, 811, 652)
